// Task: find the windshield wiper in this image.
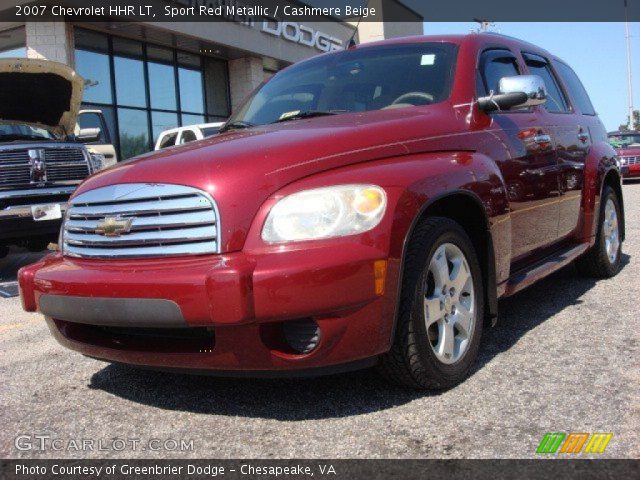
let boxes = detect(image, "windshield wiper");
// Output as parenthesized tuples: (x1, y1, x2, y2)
(274, 110, 339, 123)
(219, 120, 255, 133)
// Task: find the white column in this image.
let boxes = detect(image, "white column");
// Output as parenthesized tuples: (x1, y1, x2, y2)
(228, 57, 264, 112)
(25, 21, 74, 66)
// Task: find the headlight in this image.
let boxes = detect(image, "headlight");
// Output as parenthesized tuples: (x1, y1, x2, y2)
(261, 184, 387, 243)
(88, 152, 107, 173)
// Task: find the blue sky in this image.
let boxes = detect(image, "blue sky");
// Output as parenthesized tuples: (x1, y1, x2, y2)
(423, 22, 640, 132)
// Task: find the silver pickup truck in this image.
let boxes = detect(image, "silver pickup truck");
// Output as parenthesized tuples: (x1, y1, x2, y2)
(0, 59, 114, 257)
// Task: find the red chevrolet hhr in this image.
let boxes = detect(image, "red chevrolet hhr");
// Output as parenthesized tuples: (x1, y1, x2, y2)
(20, 33, 624, 389)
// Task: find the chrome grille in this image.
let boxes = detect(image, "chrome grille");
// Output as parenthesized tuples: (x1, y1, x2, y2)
(621, 156, 639, 166)
(0, 149, 30, 185)
(0, 146, 89, 186)
(63, 183, 220, 258)
(44, 148, 90, 181)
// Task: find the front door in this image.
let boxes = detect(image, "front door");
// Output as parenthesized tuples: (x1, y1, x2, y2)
(478, 49, 561, 264)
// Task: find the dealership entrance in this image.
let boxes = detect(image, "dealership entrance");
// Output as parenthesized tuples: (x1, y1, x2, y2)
(0, 1, 422, 159)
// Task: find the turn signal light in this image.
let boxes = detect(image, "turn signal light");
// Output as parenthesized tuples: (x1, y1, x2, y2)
(374, 260, 387, 296)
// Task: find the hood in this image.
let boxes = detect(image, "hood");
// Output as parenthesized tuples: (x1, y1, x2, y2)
(75, 103, 475, 252)
(0, 58, 84, 135)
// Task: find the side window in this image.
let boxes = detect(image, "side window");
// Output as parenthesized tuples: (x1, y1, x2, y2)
(77, 111, 109, 144)
(523, 53, 569, 113)
(479, 49, 520, 97)
(180, 129, 197, 144)
(553, 60, 596, 115)
(158, 132, 178, 149)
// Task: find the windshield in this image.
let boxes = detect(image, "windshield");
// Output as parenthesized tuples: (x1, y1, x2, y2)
(609, 133, 640, 148)
(0, 123, 56, 141)
(228, 43, 458, 127)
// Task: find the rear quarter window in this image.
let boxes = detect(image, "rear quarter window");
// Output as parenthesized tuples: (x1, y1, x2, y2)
(553, 60, 596, 116)
(158, 131, 178, 149)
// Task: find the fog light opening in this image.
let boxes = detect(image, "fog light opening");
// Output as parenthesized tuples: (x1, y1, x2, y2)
(283, 319, 321, 354)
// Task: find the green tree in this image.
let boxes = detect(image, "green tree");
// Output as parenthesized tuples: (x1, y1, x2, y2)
(619, 110, 640, 132)
(120, 133, 149, 160)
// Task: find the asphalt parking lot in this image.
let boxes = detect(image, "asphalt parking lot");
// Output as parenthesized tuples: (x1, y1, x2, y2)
(1, 182, 638, 459)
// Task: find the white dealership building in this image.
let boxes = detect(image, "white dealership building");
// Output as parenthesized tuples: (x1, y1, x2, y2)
(0, 0, 422, 158)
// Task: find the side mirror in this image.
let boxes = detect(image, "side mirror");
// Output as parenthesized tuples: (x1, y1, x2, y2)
(477, 75, 548, 112)
(76, 127, 101, 143)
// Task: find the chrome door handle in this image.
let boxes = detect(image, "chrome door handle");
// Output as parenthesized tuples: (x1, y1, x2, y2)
(533, 134, 551, 145)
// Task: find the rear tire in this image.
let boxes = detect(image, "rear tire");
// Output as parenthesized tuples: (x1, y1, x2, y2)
(379, 217, 484, 390)
(575, 185, 622, 278)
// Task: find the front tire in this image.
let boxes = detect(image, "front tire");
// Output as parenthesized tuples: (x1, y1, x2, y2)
(575, 185, 622, 278)
(379, 217, 484, 390)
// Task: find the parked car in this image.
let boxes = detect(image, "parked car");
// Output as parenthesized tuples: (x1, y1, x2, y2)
(608, 130, 640, 178)
(20, 34, 624, 389)
(0, 58, 113, 258)
(154, 122, 225, 150)
(77, 109, 118, 165)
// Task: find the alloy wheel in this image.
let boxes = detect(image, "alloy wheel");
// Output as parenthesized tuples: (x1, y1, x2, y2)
(603, 197, 620, 264)
(423, 243, 475, 364)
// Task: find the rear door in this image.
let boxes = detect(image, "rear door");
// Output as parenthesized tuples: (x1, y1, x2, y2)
(552, 59, 600, 239)
(522, 54, 588, 240)
(478, 49, 562, 263)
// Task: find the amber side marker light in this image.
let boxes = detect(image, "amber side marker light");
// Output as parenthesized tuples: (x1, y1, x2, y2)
(374, 260, 388, 296)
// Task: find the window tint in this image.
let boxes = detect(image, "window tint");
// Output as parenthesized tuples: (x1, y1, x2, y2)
(73, 28, 232, 159)
(201, 126, 220, 137)
(180, 129, 197, 144)
(118, 108, 149, 159)
(479, 50, 520, 96)
(524, 54, 569, 113)
(158, 132, 178, 149)
(553, 61, 596, 115)
(152, 111, 179, 145)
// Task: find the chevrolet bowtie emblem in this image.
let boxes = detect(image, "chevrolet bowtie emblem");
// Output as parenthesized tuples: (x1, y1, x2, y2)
(95, 217, 133, 237)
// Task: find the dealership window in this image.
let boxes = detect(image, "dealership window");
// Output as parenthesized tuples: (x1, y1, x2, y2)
(74, 28, 230, 159)
(0, 27, 26, 58)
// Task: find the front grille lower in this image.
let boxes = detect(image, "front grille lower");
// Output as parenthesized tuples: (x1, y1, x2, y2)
(0, 146, 90, 186)
(621, 156, 639, 166)
(63, 183, 220, 258)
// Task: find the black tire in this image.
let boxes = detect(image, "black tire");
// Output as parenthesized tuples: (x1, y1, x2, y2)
(575, 185, 622, 278)
(379, 217, 484, 390)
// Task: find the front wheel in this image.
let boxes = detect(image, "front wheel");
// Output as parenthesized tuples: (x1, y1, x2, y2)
(575, 185, 622, 278)
(379, 217, 484, 390)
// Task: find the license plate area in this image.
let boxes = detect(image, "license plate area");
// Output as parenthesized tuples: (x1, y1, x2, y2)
(31, 203, 62, 221)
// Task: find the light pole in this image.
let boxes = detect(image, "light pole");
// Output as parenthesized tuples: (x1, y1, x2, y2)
(625, 1, 636, 130)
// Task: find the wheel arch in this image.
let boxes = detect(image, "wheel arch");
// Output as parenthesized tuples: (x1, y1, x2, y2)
(392, 190, 498, 343)
(601, 167, 625, 242)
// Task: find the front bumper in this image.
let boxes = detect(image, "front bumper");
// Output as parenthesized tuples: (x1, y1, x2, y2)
(0, 186, 76, 242)
(622, 163, 640, 178)
(19, 242, 398, 373)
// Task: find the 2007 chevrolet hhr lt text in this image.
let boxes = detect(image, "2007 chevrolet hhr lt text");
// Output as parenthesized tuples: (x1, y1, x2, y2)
(19, 34, 624, 389)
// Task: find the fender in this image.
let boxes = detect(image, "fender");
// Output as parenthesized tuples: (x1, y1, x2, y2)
(385, 151, 511, 343)
(581, 140, 623, 243)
